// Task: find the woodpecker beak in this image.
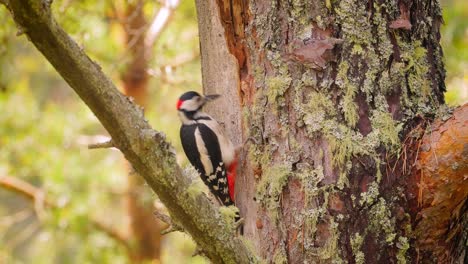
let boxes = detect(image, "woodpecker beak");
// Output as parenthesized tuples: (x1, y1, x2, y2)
(203, 94, 221, 102)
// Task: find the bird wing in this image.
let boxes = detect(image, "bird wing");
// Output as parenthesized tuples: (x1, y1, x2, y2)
(180, 124, 206, 174)
(197, 123, 233, 206)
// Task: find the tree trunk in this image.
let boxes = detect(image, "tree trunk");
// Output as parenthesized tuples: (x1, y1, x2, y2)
(197, 0, 465, 263)
(117, 1, 163, 261)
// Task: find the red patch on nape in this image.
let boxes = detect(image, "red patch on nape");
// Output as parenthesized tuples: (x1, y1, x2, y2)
(176, 99, 183, 110)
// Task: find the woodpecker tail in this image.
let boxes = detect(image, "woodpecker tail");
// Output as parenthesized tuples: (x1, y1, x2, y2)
(227, 158, 238, 202)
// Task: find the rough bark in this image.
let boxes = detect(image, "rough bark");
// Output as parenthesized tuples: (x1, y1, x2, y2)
(412, 104, 468, 262)
(197, 0, 466, 263)
(2, 1, 257, 263)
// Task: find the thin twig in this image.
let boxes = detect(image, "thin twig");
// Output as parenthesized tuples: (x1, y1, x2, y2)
(0, 209, 32, 227)
(153, 211, 184, 235)
(0, 175, 130, 251)
(161, 225, 179, 235)
(5, 220, 40, 251)
(91, 218, 132, 253)
(0, 175, 53, 207)
(88, 139, 114, 149)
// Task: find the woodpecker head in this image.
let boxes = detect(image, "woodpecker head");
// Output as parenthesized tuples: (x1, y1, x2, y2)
(177, 91, 220, 124)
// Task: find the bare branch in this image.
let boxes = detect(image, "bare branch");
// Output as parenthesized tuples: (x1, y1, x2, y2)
(2, 1, 258, 262)
(0, 209, 32, 227)
(147, 50, 200, 77)
(0, 175, 131, 251)
(88, 139, 115, 149)
(0, 175, 52, 207)
(144, 0, 180, 50)
(91, 218, 132, 253)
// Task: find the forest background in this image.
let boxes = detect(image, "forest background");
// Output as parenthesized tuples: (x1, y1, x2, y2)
(0, 0, 466, 263)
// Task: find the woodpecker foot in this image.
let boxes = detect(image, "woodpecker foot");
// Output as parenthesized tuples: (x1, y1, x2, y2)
(153, 211, 184, 235)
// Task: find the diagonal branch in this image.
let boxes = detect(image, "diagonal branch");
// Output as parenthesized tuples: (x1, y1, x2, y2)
(0, 175, 49, 205)
(3, 1, 257, 263)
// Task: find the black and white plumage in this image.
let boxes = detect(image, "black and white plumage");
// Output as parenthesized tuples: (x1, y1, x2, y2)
(177, 91, 236, 207)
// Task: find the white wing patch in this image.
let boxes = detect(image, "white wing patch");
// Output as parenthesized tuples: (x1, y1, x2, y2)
(194, 127, 213, 175)
(198, 118, 235, 165)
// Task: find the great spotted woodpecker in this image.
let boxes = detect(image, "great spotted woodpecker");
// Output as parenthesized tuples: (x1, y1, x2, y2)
(177, 91, 238, 209)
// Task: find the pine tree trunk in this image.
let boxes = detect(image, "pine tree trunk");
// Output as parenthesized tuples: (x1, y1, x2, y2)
(196, 0, 465, 263)
(119, 1, 164, 261)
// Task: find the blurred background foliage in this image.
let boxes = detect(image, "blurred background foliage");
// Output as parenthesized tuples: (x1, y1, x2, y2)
(442, 0, 468, 105)
(0, 0, 466, 263)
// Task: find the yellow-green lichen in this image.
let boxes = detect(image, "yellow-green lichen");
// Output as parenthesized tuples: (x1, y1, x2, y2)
(266, 75, 292, 108)
(372, 3, 393, 62)
(185, 167, 207, 200)
(219, 206, 240, 229)
(289, 0, 308, 35)
(369, 109, 402, 152)
(248, 144, 271, 173)
(301, 187, 333, 250)
(326, 125, 372, 167)
(359, 181, 380, 206)
(303, 91, 336, 134)
(272, 247, 288, 264)
(336, 61, 358, 128)
(375, 158, 382, 183)
(398, 39, 433, 113)
(256, 164, 291, 223)
(336, 0, 373, 52)
(368, 198, 396, 245)
(350, 232, 365, 264)
(396, 236, 409, 264)
(318, 219, 341, 261)
(297, 164, 325, 203)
